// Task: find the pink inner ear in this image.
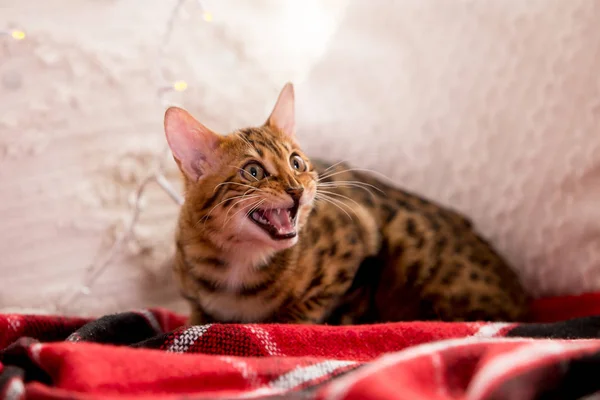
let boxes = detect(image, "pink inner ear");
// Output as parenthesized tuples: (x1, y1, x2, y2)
(164, 107, 220, 181)
(268, 83, 296, 137)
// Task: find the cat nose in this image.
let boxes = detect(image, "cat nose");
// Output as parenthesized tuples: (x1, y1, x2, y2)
(286, 186, 304, 202)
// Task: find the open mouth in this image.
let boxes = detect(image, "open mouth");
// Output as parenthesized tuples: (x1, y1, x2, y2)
(249, 203, 299, 240)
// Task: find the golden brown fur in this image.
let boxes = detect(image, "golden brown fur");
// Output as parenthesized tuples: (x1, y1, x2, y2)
(165, 83, 530, 325)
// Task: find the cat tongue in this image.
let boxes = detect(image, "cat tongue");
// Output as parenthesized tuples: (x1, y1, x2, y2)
(264, 209, 294, 233)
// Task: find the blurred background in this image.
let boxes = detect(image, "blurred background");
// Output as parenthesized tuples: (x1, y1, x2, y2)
(0, 0, 599, 316)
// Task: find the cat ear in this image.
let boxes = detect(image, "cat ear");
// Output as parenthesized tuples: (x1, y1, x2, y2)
(164, 107, 221, 182)
(266, 82, 296, 137)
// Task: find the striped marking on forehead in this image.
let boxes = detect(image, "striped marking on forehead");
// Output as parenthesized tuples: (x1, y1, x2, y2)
(238, 128, 292, 159)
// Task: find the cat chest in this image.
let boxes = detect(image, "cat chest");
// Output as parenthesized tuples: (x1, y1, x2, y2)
(199, 291, 279, 323)
(190, 261, 286, 323)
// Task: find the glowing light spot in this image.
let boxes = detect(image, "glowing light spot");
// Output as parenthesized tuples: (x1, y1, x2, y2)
(202, 11, 213, 22)
(11, 30, 26, 40)
(173, 80, 188, 92)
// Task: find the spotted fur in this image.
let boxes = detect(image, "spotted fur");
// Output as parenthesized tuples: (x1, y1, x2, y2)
(165, 83, 530, 325)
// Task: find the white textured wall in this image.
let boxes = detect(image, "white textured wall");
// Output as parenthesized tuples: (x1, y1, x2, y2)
(0, 0, 598, 316)
(296, 0, 600, 298)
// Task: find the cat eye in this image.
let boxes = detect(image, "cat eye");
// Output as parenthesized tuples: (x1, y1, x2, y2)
(290, 154, 307, 172)
(241, 162, 266, 181)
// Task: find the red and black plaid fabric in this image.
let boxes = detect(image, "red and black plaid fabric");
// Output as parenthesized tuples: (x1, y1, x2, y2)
(2, 296, 600, 400)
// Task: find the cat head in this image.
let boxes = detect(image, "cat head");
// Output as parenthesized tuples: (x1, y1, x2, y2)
(164, 83, 317, 251)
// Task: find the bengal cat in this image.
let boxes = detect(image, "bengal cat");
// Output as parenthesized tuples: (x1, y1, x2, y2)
(164, 83, 530, 325)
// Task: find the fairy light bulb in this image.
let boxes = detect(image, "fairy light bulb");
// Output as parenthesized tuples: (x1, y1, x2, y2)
(173, 80, 188, 92)
(202, 11, 213, 22)
(11, 30, 26, 40)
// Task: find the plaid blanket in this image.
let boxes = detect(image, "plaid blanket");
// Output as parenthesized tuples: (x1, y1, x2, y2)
(2, 306, 600, 400)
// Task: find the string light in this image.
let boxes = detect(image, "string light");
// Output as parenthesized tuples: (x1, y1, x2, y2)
(0, 0, 211, 313)
(11, 30, 26, 40)
(157, 80, 188, 96)
(0, 29, 26, 40)
(173, 80, 188, 92)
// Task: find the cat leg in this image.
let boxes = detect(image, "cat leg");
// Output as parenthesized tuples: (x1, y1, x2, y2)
(266, 293, 342, 324)
(188, 304, 211, 325)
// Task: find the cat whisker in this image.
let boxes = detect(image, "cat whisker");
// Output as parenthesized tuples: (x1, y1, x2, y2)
(232, 198, 267, 237)
(314, 193, 355, 221)
(314, 195, 353, 222)
(316, 189, 362, 209)
(225, 198, 266, 228)
(197, 190, 259, 228)
(322, 160, 347, 174)
(246, 199, 267, 217)
(317, 167, 393, 185)
(317, 184, 375, 199)
(315, 192, 356, 213)
(317, 180, 383, 197)
(213, 181, 264, 193)
(198, 198, 259, 230)
(222, 195, 263, 225)
(318, 167, 367, 181)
